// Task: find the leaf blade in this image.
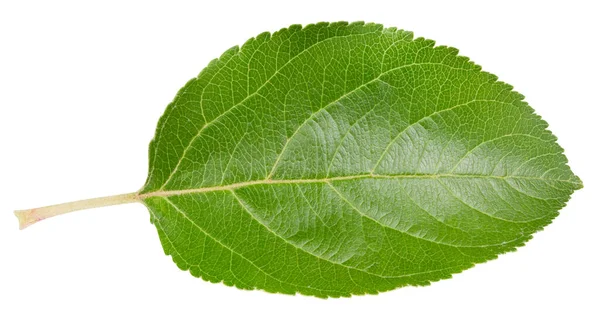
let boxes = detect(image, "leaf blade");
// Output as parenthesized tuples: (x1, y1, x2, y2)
(142, 22, 581, 297)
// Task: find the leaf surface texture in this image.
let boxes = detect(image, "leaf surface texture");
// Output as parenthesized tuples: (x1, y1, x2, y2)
(140, 22, 581, 297)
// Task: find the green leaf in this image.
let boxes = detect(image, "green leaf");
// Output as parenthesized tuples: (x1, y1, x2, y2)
(15, 21, 582, 298)
(137, 21, 581, 297)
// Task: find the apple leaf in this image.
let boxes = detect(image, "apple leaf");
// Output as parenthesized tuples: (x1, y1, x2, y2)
(16, 22, 582, 298)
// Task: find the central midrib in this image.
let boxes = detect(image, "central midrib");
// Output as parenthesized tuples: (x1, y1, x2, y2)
(139, 173, 577, 199)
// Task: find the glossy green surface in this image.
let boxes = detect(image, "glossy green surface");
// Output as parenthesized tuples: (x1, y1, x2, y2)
(141, 22, 581, 297)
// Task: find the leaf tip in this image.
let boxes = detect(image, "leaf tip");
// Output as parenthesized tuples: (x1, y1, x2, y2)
(574, 176, 584, 190)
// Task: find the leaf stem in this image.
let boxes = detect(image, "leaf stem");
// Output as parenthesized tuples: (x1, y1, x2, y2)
(14, 192, 140, 230)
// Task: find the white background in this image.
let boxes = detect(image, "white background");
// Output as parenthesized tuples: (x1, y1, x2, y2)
(1, 1, 598, 323)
